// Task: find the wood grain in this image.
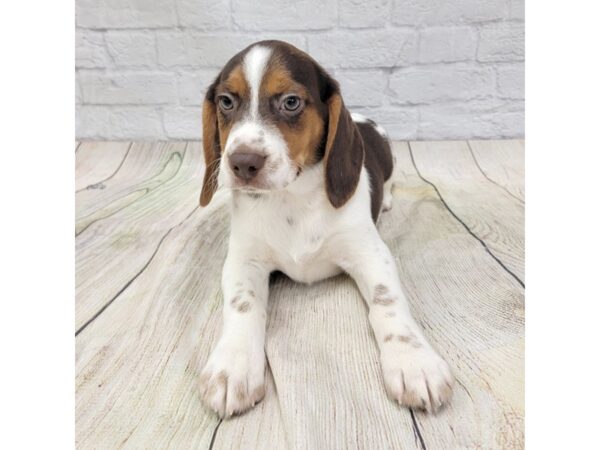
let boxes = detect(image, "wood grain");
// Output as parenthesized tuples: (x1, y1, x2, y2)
(75, 142, 202, 332)
(75, 142, 130, 192)
(75, 140, 524, 449)
(410, 140, 525, 282)
(468, 140, 525, 202)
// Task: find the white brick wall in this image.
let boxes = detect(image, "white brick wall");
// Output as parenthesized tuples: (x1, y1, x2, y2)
(76, 0, 524, 140)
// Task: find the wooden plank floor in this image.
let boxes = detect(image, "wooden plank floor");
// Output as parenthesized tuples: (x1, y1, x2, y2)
(75, 140, 525, 449)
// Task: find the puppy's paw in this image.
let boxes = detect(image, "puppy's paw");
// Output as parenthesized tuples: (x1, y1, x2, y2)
(381, 344, 454, 413)
(199, 341, 265, 418)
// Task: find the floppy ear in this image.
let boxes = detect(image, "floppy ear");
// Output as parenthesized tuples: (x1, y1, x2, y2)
(199, 81, 221, 206)
(322, 88, 365, 208)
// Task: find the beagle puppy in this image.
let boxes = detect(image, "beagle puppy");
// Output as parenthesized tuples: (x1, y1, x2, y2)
(198, 40, 454, 417)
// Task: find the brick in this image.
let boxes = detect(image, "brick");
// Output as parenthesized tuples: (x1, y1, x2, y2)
(478, 23, 525, 62)
(339, 0, 389, 29)
(79, 71, 177, 105)
(176, 0, 230, 29)
(232, 0, 336, 31)
(389, 65, 495, 104)
(510, 0, 525, 20)
(75, 75, 83, 104)
(419, 27, 477, 63)
(76, 105, 165, 139)
(157, 32, 305, 67)
(178, 70, 220, 105)
(392, 0, 508, 26)
(163, 107, 202, 139)
(307, 30, 418, 68)
(418, 100, 524, 139)
(336, 71, 387, 107)
(105, 31, 157, 68)
(76, 31, 108, 69)
(349, 107, 419, 140)
(496, 63, 524, 99)
(76, 0, 177, 29)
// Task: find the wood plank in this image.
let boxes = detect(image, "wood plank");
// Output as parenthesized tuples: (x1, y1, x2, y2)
(410, 140, 524, 282)
(218, 142, 524, 449)
(76, 140, 524, 449)
(75, 142, 203, 331)
(75, 141, 130, 191)
(468, 140, 525, 202)
(377, 142, 524, 449)
(76, 194, 230, 449)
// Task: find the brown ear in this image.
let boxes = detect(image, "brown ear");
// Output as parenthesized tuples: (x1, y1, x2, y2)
(199, 82, 221, 206)
(323, 93, 365, 208)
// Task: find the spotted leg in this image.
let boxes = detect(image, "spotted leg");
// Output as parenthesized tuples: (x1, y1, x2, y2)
(199, 246, 271, 418)
(336, 227, 454, 413)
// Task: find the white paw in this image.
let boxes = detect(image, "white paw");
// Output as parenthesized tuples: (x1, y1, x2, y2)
(381, 344, 454, 413)
(199, 340, 266, 418)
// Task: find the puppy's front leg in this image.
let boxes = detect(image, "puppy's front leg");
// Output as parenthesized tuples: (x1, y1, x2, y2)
(199, 248, 270, 418)
(336, 228, 454, 413)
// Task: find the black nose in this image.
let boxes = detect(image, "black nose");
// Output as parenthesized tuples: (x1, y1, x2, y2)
(228, 152, 266, 181)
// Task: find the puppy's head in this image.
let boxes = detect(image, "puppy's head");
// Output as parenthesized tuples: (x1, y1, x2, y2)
(199, 40, 364, 208)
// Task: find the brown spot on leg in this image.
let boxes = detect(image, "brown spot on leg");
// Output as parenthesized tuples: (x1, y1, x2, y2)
(247, 290, 255, 298)
(237, 301, 251, 312)
(230, 295, 241, 307)
(373, 284, 396, 305)
(235, 383, 246, 402)
(384, 333, 394, 342)
(396, 333, 422, 348)
(216, 371, 227, 387)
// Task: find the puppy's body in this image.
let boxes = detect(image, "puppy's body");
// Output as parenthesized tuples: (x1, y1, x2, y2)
(198, 41, 454, 417)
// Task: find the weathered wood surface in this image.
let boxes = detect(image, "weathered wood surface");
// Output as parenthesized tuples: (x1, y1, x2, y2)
(468, 140, 525, 202)
(75, 140, 524, 449)
(410, 140, 525, 283)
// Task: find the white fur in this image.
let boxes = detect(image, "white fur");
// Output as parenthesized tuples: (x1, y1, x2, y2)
(220, 46, 298, 192)
(243, 45, 272, 120)
(200, 161, 454, 417)
(200, 47, 452, 417)
(351, 112, 388, 138)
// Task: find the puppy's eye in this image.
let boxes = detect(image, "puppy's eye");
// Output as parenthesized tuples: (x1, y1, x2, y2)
(280, 95, 304, 115)
(218, 94, 235, 111)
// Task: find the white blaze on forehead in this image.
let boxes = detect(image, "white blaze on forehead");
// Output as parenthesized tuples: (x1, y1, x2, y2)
(243, 45, 273, 120)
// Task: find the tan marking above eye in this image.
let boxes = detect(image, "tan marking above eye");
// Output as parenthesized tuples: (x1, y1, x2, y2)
(222, 65, 249, 98)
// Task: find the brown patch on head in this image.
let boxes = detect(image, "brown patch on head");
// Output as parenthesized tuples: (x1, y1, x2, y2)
(215, 64, 250, 161)
(223, 65, 248, 98)
(260, 57, 325, 168)
(199, 58, 249, 206)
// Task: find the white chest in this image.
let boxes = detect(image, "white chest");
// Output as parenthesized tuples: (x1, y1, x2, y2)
(228, 166, 373, 284)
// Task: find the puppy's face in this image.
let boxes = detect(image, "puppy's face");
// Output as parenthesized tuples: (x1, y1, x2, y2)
(200, 40, 364, 208)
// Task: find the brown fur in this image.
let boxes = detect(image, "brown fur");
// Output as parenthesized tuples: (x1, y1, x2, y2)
(323, 94, 365, 208)
(199, 99, 220, 206)
(199, 40, 393, 221)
